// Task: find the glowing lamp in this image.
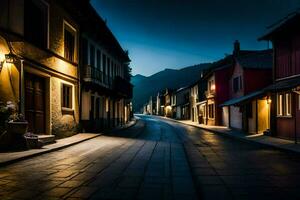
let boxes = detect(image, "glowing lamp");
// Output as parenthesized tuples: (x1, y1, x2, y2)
(5, 53, 16, 64)
(267, 97, 272, 104)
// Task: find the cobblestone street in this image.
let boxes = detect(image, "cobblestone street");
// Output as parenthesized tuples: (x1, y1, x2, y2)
(1, 115, 300, 200)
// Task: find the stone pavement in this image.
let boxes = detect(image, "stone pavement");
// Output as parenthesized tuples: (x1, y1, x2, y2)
(2, 115, 300, 199)
(0, 120, 137, 166)
(161, 117, 300, 154)
(0, 133, 100, 166)
(0, 117, 197, 200)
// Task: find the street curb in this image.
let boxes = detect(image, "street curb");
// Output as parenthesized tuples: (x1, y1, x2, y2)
(154, 115, 300, 154)
(0, 119, 139, 167)
(0, 134, 102, 167)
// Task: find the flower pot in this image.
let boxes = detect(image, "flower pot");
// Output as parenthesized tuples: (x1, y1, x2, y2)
(25, 137, 39, 149)
(7, 121, 28, 136)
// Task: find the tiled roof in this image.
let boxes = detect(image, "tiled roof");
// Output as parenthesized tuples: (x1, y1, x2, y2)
(237, 49, 273, 69)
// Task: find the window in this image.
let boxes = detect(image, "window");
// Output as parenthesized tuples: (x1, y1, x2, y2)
(102, 54, 107, 75)
(208, 104, 214, 119)
(62, 84, 72, 109)
(89, 45, 95, 67)
(107, 57, 111, 77)
(277, 92, 292, 117)
(64, 22, 76, 62)
(277, 94, 283, 116)
(97, 50, 101, 70)
(286, 93, 291, 116)
(233, 76, 242, 93)
(24, 0, 49, 49)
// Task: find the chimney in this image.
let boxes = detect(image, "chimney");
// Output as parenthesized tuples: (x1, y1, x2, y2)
(233, 40, 240, 56)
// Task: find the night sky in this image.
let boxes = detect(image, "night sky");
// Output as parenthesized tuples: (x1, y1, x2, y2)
(91, 0, 300, 76)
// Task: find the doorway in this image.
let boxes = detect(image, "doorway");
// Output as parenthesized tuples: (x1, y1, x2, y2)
(25, 73, 46, 134)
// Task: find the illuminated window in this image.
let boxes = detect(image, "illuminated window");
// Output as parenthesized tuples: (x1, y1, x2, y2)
(286, 93, 291, 116)
(64, 22, 76, 62)
(277, 94, 283, 116)
(62, 84, 72, 109)
(277, 93, 292, 117)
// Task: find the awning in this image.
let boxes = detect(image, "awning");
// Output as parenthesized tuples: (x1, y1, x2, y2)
(220, 90, 265, 107)
(264, 76, 300, 92)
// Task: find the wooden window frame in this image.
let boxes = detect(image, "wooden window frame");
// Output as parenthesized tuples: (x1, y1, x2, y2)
(277, 92, 292, 117)
(61, 83, 73, 110)
(63, 20, 77, 62)
(277, 94, 283, 116)
(285, 93, 291, 116)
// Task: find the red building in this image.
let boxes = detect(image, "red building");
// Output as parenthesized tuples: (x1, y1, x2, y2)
(203, 41, 264, 126)
(260, 12, 300, 141)
(220, 49, 273, 133)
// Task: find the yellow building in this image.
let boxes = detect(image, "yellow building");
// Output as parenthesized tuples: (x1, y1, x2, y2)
(0, 0, 80, 138)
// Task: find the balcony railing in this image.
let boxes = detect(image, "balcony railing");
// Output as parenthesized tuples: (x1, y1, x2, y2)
(83, 66, 132, 97)
(83, 65, 112, 88)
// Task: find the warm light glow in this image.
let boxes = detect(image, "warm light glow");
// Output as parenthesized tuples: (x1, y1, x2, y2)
(5, 53, 16, 64)
(211, 84, 216, 91)
(267, 97, 272, 104)
(0, 53, 5, 72)
(166, 105, 172, 110)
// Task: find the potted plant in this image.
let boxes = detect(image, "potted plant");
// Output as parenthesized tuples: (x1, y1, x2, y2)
(24, 132, 41, 149)
(5, 101, 28, 136)
(7, 113, 28, 135)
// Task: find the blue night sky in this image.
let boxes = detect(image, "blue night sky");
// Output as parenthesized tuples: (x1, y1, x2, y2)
(91, 0, 300, 76)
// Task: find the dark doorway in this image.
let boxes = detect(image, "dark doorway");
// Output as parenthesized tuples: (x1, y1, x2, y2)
(25, 73, 46, 134)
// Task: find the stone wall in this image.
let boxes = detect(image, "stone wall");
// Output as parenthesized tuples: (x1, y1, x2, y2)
(51, 77, 79, 138)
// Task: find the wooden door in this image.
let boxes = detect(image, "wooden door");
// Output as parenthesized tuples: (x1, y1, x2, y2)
(25, 73, 45, 134)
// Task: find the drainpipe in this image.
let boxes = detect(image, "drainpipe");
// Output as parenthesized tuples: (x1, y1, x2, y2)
(19, 59, 24, 115)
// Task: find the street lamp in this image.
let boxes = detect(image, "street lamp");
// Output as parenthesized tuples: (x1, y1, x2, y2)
(5, 52, 24, 114)
(5, 52, 17, 64)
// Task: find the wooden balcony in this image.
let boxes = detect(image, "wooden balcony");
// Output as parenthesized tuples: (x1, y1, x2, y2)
(83, 66, 132, 98)
(82, 65, 112, 89)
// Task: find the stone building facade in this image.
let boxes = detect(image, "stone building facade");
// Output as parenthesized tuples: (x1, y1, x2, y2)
(0, 0, 80, 138)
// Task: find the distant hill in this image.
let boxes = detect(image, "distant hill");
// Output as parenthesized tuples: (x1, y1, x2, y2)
(131, 63, 211, 112)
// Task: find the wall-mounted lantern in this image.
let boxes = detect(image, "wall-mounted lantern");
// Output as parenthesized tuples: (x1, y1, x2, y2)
(267, 96, 272, 104)
(5, 53, 17, 64)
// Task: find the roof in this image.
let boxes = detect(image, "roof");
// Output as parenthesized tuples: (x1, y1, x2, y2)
(259, 10, 300, 41)
(203, 49, 268, 79)
(264, 76, 300, 92)
(220, 90, 265, 107)
(237, 49, 273, 69)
